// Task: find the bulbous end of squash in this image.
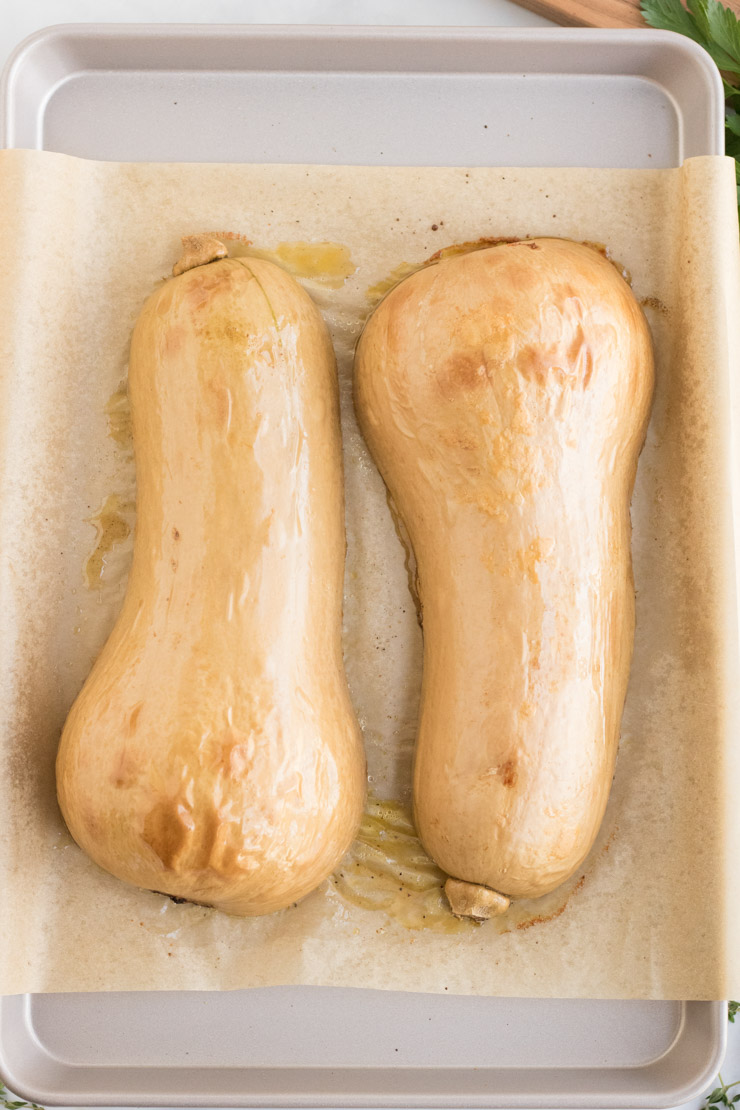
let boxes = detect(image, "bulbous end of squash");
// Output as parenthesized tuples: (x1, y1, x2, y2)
(444, 877, 510, 920)
(172, 234, 228, 276)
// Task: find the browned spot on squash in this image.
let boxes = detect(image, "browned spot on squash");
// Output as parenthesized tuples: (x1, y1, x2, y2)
(79, 809, 103, 840)
(482, 760, 518, 787)
(439, 427, 479, 454)
(172, 527, 180, 541)
(163, 322, 185, 357)
(111, 745, 139, 789)
(483, 763, 519, 790)
(517, 343, 551, 382)
(143, 800, 193, 870)
(566, 326, 586, 367)
(439, 351, 488, 399)
(497, 760, 518, 787)
(224, 322, 248, 343)
(202, 377, 234, 431)
(144, 791, 252, 878)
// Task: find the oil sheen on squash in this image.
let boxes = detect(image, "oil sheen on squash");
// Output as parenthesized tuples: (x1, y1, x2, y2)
(81, 234, 633, 928)
(59, 246, 366, 917)
(85, 238, 355, 591)
(355, 237, 654, 910)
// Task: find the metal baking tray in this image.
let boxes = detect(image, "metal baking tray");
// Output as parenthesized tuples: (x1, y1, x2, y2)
(0, 22, 727, 1109)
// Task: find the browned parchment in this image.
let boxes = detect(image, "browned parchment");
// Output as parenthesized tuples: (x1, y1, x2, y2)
(0, 150, 739, 999)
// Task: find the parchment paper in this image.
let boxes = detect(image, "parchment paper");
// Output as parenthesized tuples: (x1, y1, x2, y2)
(1, 149, 739, 1000)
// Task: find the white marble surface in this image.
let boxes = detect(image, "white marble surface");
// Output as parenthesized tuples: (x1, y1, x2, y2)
(0, 0, 551, 53)
(0, 1, 734, 1108)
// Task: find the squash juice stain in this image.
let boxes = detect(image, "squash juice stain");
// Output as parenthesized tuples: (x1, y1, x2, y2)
(334, 796, 590, 934)
(366, 261, 426, 305)
(226, 239, 356, 289)
(332, 797, 477, 935)
(84, 493, 136, 588)
(104, 382, 133, 450)
(83, 384, 136, 591)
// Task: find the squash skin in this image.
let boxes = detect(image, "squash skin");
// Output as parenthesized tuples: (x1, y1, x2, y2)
(57, 256, 366, 916)
(354, 238, 654, 903)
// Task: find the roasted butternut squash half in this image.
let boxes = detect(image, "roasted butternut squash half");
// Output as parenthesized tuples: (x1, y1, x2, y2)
(57, 238, 366, 916)
(355, 238, 653, 917)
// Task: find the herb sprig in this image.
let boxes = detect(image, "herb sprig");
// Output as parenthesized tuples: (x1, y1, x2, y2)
(0, 1084, 43, 1110)
(706, 1073, 740, 1108)
(641, 0, 740, 227)
(700, 1003, 740, 1109)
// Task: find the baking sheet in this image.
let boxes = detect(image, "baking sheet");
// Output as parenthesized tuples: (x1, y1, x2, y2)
(0, 148, 739, 1000)
(0, 992, 725, 1109)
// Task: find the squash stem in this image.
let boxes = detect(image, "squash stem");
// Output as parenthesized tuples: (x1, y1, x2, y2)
(172, 234, 228, 276)
(444, 877, 511, 920)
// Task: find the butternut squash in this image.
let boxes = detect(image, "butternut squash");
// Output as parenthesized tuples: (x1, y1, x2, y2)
(354, 238, 653, 918)
(56, 237, 366, 916)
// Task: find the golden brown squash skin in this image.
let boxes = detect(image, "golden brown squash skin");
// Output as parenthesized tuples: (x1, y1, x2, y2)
(355, 239, 653, 905)
(57, 255, 366, 916)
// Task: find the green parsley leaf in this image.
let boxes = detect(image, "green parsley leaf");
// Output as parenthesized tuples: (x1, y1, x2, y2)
(642, 0, 740, 72)
(641, 0, 708, 40)
(723, 78, 740, 103)
(687, 0, 715, 39)
(705, 0, 740, 69)
(684, 0, 740, 72)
